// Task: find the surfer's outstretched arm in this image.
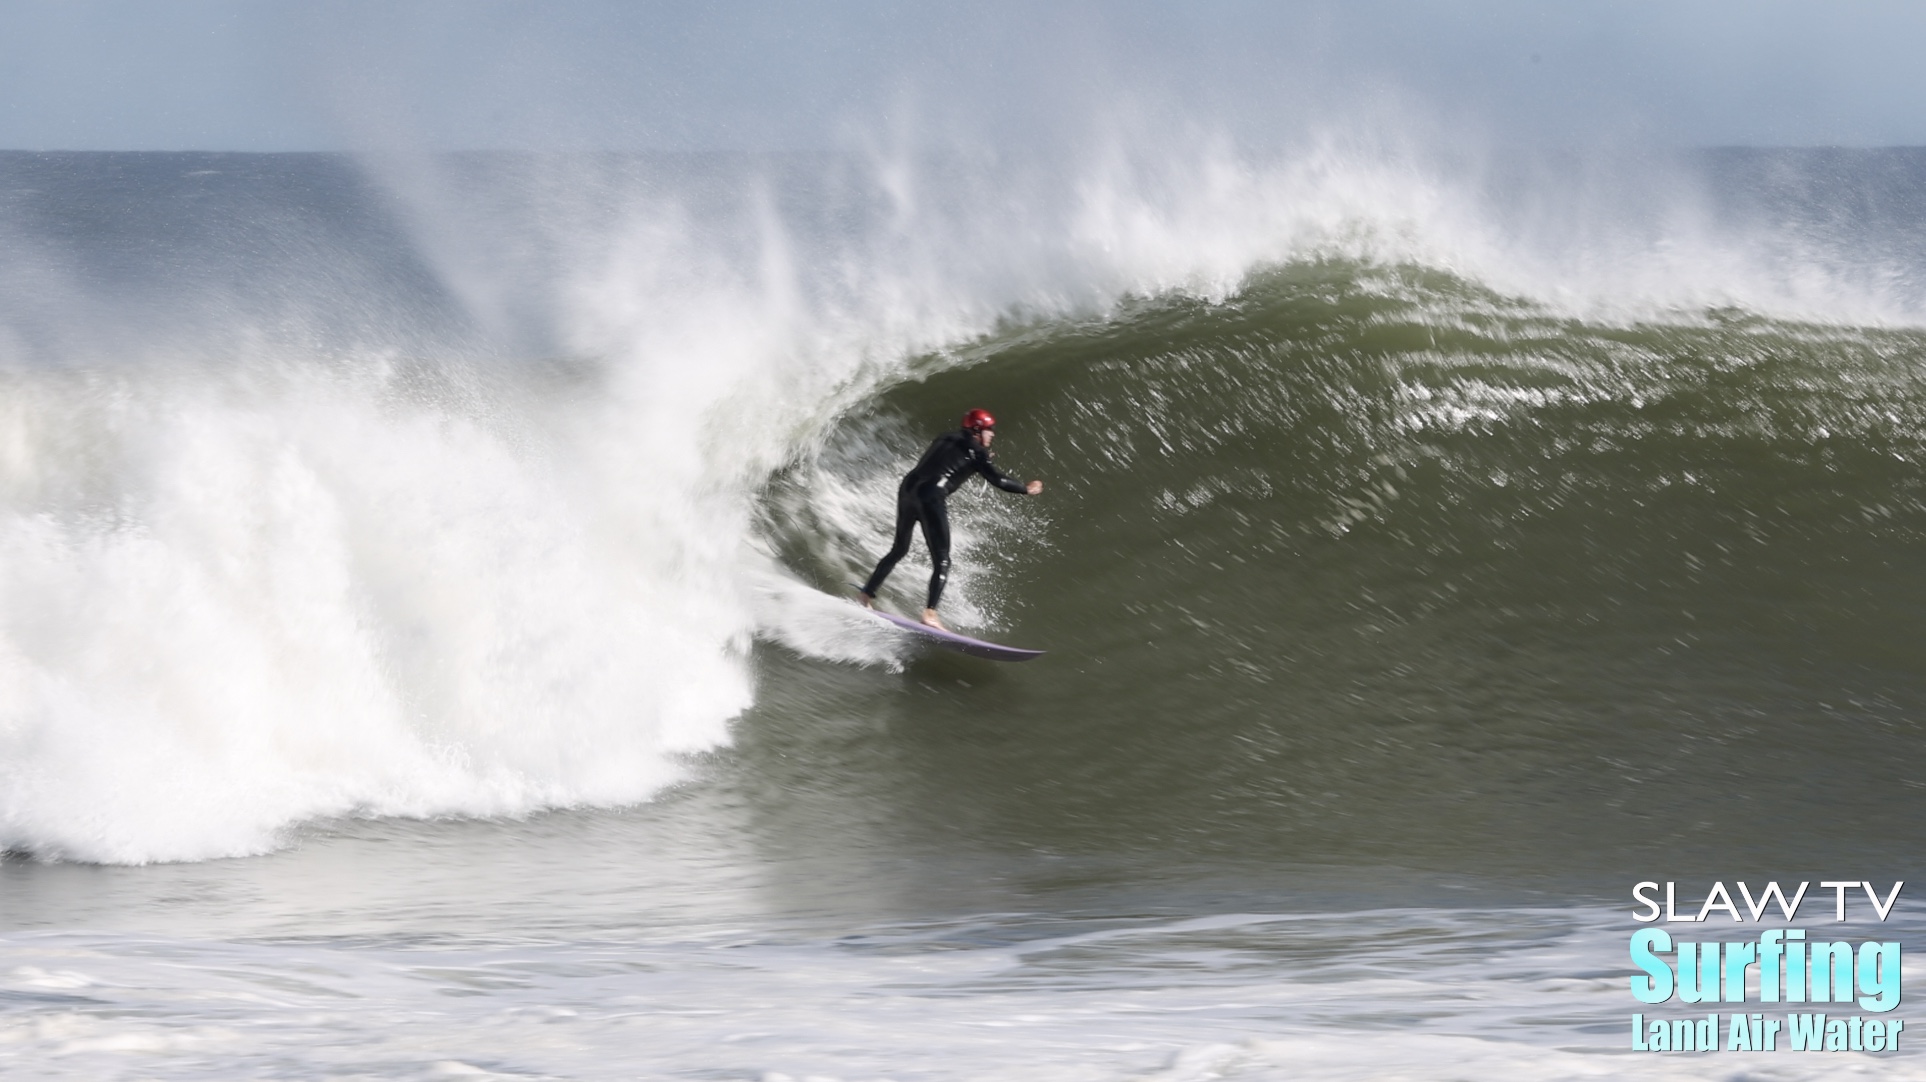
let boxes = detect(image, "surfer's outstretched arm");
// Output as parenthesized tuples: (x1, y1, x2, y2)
(970, 448, 1031, 495)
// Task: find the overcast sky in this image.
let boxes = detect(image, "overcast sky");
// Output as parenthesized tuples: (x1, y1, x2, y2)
(3, 1, 1925, 152)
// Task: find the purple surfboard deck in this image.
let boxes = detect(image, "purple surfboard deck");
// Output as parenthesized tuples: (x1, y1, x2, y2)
(867, 609, 1045, 662)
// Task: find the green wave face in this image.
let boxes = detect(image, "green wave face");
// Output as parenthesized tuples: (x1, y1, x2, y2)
(754, 258, 1926, 890)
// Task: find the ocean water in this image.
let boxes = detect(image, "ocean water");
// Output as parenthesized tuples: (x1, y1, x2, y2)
(4, 145, 1926, 1079)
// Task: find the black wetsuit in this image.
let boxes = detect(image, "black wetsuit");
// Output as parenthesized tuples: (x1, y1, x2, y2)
(861, 429, 1028, 609)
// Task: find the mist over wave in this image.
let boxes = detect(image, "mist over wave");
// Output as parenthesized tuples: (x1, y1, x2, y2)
(2, 137, 1924, 864)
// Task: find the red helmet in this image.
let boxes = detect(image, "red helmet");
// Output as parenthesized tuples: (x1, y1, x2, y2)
(962, 408, 996, 432)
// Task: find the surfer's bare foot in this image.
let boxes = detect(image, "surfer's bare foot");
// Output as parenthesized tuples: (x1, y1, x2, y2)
(857, 590, 875, 608)
(921, 608, 946, 630)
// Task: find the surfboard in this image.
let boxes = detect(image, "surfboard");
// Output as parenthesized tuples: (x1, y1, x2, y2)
(864, 608, 1045, 662)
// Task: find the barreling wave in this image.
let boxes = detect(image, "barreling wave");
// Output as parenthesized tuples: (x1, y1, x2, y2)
(4, 143, 1926, 866)
(764, 259, 1926, 883)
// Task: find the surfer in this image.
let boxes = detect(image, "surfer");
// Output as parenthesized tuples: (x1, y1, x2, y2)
(857, 409, 1043, 630)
